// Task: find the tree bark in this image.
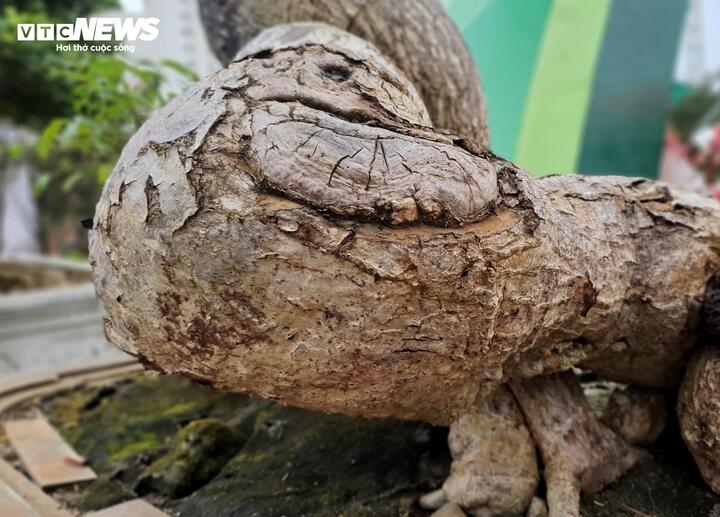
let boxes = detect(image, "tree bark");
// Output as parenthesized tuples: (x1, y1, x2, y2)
(440, 386, 538, 515)
(198, 0, 489, 147)
(90, 24, 720, 427)
(600, 387, 666, 446)
(511, 373, 640, 516)
(678, 347, 720, 494)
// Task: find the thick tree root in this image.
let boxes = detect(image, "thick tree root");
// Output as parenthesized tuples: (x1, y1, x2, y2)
(421, 386, 539, 516)
(678, 346, 720, 494)
(526, 496, 549, 517)
(430, 502, 467, 517)
(600, 386, 666, 446)
(510, 372, 640, 517)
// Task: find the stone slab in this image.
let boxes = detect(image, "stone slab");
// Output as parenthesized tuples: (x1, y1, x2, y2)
(4, 417, 96, 488)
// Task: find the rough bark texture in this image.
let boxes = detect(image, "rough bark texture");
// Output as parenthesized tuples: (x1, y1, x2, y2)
(90, 24, 720, 427)
(428, 386, 539, 516)
(198, 0, 489, 147)
(511, 373, 640, 517)
(431, 502, 466, 517)
(678, 347, 720, 494)
(526, 497, 549, 517)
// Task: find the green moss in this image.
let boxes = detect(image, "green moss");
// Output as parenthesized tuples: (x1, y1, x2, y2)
(169, 405, 449, 517)
(158, 401, 202, 417)
(34, 373, 720, 517)
(108, 432, 166, 462)
(70, 474, 136, 513)
(224, 450, 272, 465)
(41, 375, 256, 474)
(43, 374, 449, 516)
(43, 387, 99, 432)
(136, 419, 245, 498)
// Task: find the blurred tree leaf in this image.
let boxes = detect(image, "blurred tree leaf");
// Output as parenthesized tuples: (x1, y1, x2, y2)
(0, 7, 75, 126)
(29, 55, 195, 224)
(37, 118, 64, 160)
(161, 58, 200, 82)
(0, 0, 117, 19)
(33, 173, 50, 195)
(670, 82, 720, 141)
(0, 0, 198, 254)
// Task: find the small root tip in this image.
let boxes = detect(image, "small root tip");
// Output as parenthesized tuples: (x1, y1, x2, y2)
(430, 502, 467, 517)
(420, 488, 448, 510)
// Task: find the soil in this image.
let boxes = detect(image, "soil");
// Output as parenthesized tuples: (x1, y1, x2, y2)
(1, 373, 718, 516)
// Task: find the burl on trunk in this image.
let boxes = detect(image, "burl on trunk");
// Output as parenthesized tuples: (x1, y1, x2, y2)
(89, 12, 720, 517)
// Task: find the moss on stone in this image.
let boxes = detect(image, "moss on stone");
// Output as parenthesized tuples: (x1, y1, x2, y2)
(70, 473, 137, 513)
(136, 419, 244, 498)
(108, 432, 166, 462)
(169, 404, 449, 517)
(41, 375, 255, 474)
(39, 374, 261, 512)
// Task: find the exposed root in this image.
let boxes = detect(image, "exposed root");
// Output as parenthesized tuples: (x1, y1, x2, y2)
(510, 372, 640, 517)
(601, 386, 666, 446)
(431, 502, 467, 517)
(420, 489, 447, 510)
(678, 346, 720, 494)
(422, 386, 539, 516)
(526, 496, 549, 517)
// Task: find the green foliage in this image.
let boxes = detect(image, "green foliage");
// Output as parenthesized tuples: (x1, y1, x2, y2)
(30, 55, 197, 221)
(0, 0, 117, 19)
(0, 0, 199, 254)
(0, 7, 76, 126)
(0, 0, 120, 125)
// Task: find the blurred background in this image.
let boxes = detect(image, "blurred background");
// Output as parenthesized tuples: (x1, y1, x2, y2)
(1, 0, 719, 377)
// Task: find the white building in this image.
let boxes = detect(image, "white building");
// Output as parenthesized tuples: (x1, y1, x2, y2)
(0, 124, 39, 255)
(675, 0, 720, 88)
(121, 0, 220, 83)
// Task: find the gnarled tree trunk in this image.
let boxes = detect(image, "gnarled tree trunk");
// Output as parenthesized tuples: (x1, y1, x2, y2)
(90, 22, 720, 423)
(678, 347, 720, 494)
(90, 11, 720, 517)
(92, 21, 720, 422)
(198, 0, 489, 147)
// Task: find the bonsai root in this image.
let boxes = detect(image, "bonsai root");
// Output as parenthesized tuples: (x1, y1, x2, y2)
(511, 372, 640, 517)
(430, 502, 467, 517)
(678, 346, 720, 494)
(422, 386, 539, 516)
(600, 386, 666, 446)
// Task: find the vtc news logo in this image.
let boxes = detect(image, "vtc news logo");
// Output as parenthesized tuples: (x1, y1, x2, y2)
(17, 18, 160, 42)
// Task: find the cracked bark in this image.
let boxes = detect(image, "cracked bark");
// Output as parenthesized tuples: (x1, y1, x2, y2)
(90, 22, 720, 517)
(198, 0, 489, 147)
(600, 387, 667, 446)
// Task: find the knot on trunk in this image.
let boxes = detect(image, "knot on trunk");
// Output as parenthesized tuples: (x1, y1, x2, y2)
(231, 23, 500, 226)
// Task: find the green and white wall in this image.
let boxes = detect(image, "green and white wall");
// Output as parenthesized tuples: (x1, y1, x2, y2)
(442, 0, 688, 177)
